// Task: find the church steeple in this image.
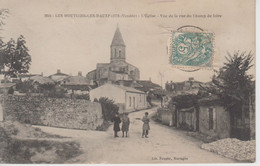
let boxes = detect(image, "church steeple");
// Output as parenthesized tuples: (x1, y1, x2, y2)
(110, 26, 126, 62)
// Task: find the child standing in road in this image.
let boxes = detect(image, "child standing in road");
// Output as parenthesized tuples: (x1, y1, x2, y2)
(121, 113, 130, 137)
(142, 112, 150, 138)
(112, 112, 121, 137)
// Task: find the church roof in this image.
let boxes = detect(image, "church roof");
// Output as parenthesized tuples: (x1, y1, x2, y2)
(111, 27, 125, 46)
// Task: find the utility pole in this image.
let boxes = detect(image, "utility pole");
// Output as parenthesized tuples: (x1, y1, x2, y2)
(159, 72, 163, 107)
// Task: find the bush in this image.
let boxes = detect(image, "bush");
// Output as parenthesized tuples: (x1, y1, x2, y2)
(8, 87, 14, 94)
(96, 120, 110, 131)
(97, 97, 119, 121)
(74, 94, 90, 100)
(43, 87, 66, 98)
(16, 80, 35, 93)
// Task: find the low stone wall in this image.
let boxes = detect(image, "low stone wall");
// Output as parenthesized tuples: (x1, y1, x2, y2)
(1, 95, 103, 130)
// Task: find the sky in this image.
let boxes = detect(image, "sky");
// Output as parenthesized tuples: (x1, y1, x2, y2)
(0, 0, 255, 86)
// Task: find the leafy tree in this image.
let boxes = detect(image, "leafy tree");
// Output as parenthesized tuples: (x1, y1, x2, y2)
(170, 94, 199, 110)
(98, 97, 119, 121)
(205, 51, 254, 112)
(0, 9, 31, 78)
(0, 9, 9, 71)
(1, 36, 31, 78)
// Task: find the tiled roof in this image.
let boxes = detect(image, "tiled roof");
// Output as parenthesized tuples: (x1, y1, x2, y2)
(61, 84, 90, 91)
(50, 72, 69, 76)
(30, 76, 55, 84)
(62, 76, 90, 85)
(115, 80, 142, 87)
(109, 83, 145, 94)
(18, 74, 40, 78)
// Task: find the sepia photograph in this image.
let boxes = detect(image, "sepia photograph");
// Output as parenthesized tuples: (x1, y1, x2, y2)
(0, 0, 256, 164)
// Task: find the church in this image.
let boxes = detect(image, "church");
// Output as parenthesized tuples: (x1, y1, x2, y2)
(86, 26, 140, 86)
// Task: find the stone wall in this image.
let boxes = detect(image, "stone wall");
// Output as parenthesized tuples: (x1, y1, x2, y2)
(0, 95, 103, 130)
(156, 108, 174, 126)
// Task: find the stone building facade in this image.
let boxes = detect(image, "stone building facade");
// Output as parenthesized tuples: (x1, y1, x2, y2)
(86, 27, 140, 86)
(89, 83, 147, 113)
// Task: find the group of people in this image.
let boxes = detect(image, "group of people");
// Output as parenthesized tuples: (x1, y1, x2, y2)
(111, 112, 150, 138)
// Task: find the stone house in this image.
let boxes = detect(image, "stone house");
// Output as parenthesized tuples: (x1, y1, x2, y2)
(30, 75, 55, 85)
(61, 72, 91, 96)
(177, 107, 198, 131)
(27, 75, 55, 93)
(165, 77, 203, 95)
(49, 69, 69, 83)
(89, 83, 147, 113)
(198, 95, 255, 140)
(198, 96, 230, 139)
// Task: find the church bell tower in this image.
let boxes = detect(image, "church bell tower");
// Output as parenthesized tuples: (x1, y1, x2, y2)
(110, 26, 126, 62)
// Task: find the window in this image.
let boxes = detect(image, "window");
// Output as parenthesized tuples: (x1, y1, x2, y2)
(140, 94, 142, 102)
(119, 50, 121, 57)
(129, 97, 131, 107)
(133, 97, 135, 108)
(114, 48, 116, 57)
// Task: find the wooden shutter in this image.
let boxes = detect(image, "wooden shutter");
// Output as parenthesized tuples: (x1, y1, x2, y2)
(209, 108, 214, 130)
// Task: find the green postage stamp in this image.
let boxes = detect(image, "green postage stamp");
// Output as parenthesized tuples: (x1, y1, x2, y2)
(170, 31, 214, 68)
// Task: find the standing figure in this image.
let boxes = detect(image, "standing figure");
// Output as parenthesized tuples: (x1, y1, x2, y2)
(112, 112, 121, 137)
(142, 112, 150, 138)
(121, 113, 130, 137)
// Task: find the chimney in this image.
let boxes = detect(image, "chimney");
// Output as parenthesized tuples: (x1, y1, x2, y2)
(41, 72, 43, 76)
(149, 77, 151, 82)
(78, 71, 82, 76)
(57, 69, 61, 74)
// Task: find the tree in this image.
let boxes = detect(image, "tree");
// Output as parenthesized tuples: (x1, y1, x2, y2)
(208, 51, 254, 111)
(0, 36, 31, 78)
(0, 9, 31, 78)
(0, 9, 9, 70)
(98, 97, 119, 121)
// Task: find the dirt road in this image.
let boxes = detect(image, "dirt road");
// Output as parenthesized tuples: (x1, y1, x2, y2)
(35, 107, 236, 163)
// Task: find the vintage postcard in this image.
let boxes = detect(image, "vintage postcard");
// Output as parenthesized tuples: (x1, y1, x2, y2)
(0, 0, 256, 164)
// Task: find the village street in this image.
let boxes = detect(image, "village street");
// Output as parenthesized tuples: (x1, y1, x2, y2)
(34, 106, 236, 164)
